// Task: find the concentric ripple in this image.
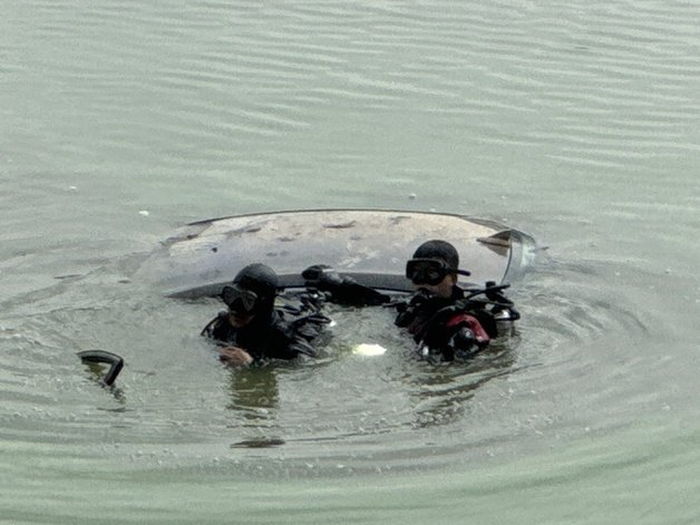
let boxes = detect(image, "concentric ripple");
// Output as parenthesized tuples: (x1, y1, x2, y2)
(0, 246, 670, 478)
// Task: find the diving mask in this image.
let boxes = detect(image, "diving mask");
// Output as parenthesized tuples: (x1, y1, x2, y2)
(405, 258, 471, 285)
(221, 284, 259, 314)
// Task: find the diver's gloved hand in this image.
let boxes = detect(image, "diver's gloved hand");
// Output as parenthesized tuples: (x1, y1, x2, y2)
(482, 281, 520, 321)
(302, 264, 344, 289)
(482, 281, 514, 305)
(301, 264, 390, 307)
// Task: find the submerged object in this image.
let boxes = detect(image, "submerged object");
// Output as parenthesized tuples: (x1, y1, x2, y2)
(136, 209, 537, 298)
(77, 350, 124, 386)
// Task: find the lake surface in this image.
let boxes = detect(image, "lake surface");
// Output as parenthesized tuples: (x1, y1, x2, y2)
(1, 1, 699, 523)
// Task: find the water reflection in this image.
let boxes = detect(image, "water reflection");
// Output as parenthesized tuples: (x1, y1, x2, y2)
(405, 341, 518, 429)
(231, 438, 286, 449)
(225, 366, 279, 418)
(80, 359, 127, 403)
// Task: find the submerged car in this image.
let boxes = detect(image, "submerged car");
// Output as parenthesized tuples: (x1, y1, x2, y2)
(136, 208, 537, 298)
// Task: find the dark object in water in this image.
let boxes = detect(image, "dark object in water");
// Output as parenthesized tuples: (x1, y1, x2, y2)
(136, 209, 538, 298)
(77, 350, 124, 386)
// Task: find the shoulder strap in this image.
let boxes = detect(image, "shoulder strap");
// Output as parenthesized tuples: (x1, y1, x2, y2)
(200, 311, 227, 337)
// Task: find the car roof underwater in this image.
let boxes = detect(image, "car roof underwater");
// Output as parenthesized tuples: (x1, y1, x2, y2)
(135, 209, 537, 298)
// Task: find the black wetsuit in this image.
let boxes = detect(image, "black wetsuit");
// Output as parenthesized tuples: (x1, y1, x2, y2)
(394, 286, 465, 341)
(307, 271, 496, 361)
(305, 265, 518, 362)
(395, 283, 521, 361)
(202, 307, 329, 363)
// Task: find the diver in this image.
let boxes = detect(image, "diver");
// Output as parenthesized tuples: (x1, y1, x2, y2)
(201, 263, 330, 367)
(395, 239, 519, 361)
(302, 240, 519, 362)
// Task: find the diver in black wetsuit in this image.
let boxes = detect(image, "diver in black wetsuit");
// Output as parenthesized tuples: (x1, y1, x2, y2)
(303, 240, 519, 362)
(201, 263, 329, 367)
(395, 239, 519, 361)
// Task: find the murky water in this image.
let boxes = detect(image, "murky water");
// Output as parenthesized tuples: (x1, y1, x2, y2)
(2, 1, 699, 523)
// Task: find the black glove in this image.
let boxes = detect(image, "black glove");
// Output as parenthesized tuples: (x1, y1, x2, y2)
(302, 264, 345, 289)
(302, 264, 390, 307)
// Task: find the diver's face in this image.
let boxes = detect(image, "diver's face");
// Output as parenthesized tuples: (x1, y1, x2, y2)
(414, 273, 456, 299)
(221, 283, 260, 327)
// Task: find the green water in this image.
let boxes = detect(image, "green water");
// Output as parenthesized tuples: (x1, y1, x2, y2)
(1, 1, 699, 523)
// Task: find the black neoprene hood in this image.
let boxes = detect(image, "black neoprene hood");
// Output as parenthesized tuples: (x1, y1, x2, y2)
(412, 240, 459, 271)
(232, 263, 279, 299)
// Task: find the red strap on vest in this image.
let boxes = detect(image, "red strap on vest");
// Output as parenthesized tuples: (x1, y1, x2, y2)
(446, 313, 490, 344)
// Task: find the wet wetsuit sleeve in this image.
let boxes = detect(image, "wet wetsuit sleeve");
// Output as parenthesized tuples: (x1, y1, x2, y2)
(262, 314, 327, 360)
(203, 309, 325, 361)
(303, 266, 391, 307)
(262, 328, 306, 360)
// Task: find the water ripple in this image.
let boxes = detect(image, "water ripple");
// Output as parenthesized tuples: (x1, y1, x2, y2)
(2, 0, 699, 503)
(0, 243, 668, 477)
